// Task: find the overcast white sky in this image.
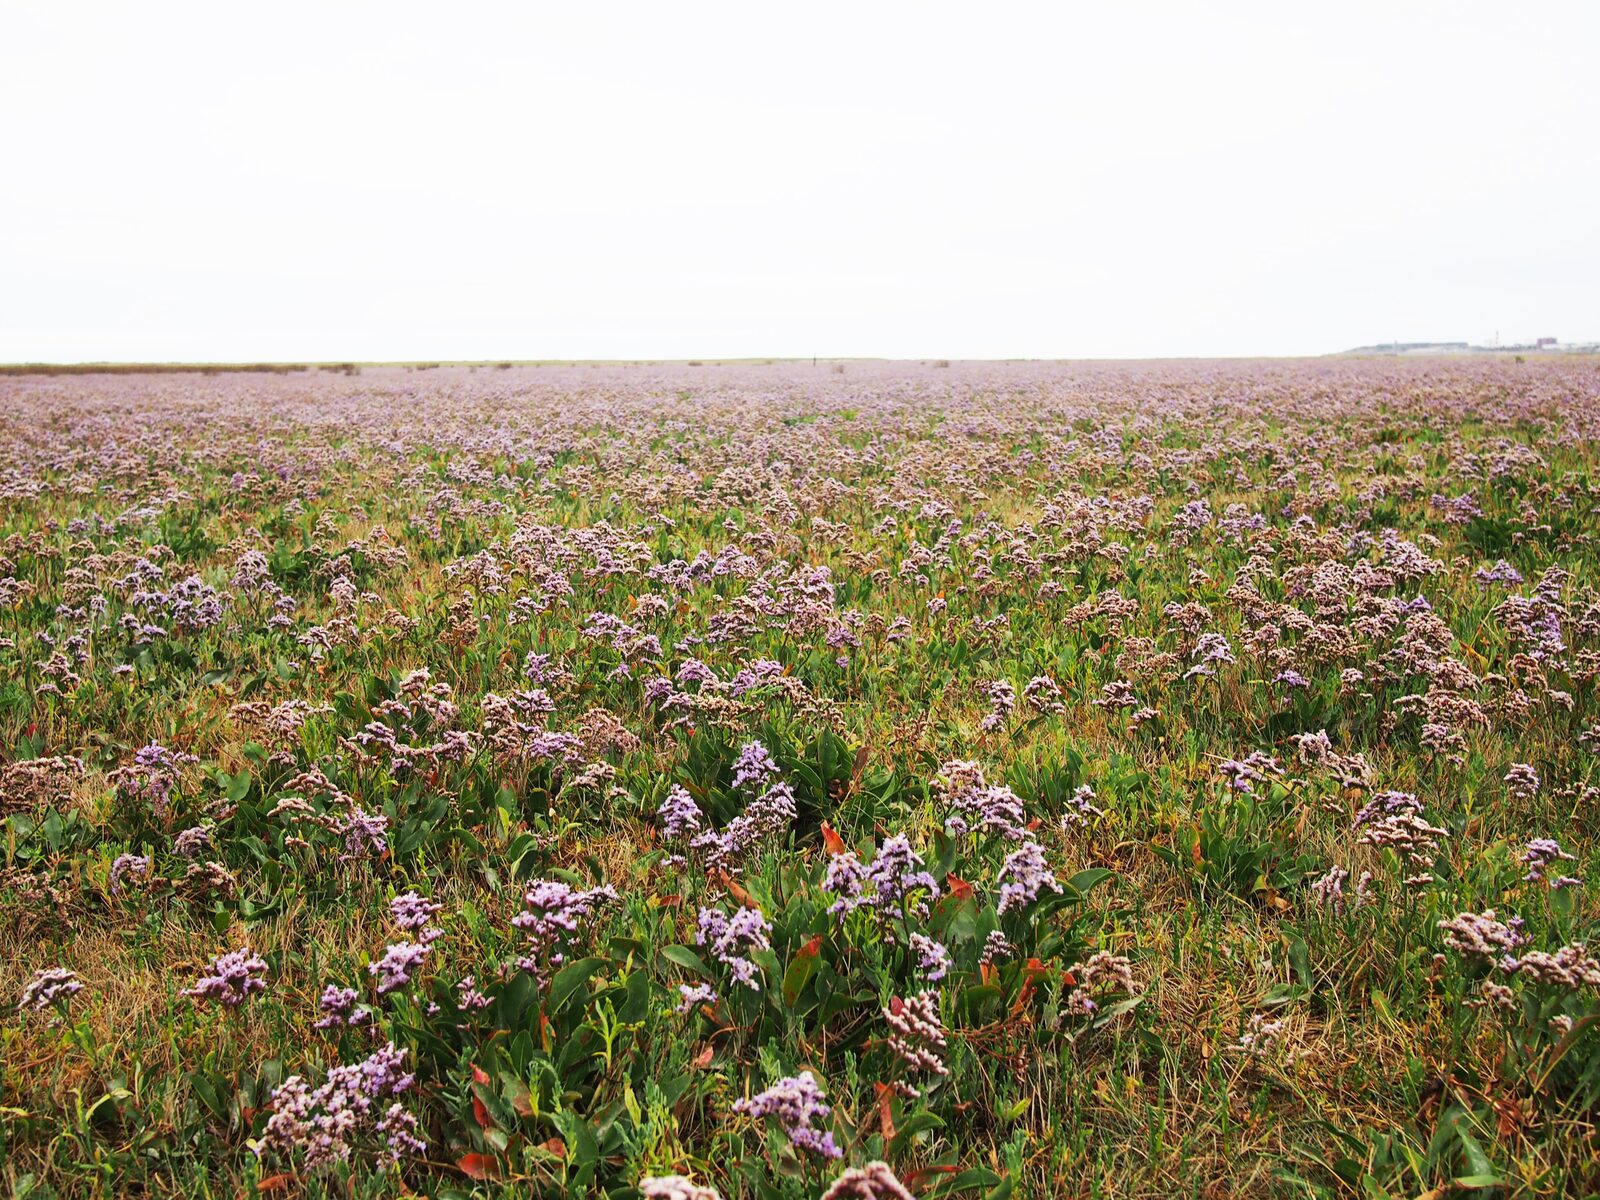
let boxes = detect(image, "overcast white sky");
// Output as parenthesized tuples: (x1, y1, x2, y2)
(2, 2, 1596, 362)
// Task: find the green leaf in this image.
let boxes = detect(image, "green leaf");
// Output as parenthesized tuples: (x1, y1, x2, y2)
(888, 1110, 944, 1157)
(781, 950, 819, 1008)
(547, 957, 607, 1016)
(660, 945, 711, 977)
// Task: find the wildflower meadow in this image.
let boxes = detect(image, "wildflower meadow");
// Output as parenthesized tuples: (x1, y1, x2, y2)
(2, 357, 1598, 1198)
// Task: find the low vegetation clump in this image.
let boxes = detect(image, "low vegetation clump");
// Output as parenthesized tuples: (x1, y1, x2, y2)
(1, 358, 1598, 1198)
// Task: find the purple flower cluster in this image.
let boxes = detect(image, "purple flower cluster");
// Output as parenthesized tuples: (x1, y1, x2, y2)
(657, 784, 704, 840)
(675, 982, 719, 1014)
(884, 990, 949, 1079)
(390, 890, 443, 933)
(732, 1070, 840, 1159)
(20, 966, 83, 1012)
(690, 780, 797, 872)
(1504, 762, 1540, 802)
(184, 946, 269, 1007)
(110, 852, 152, 892)
(1519, 838, 1578, 886)
(512, 879, 619, 985)
(730, 740, 780, 792)
(314, 984, 372, 1030)
(369, 940, 432, 996)
(939, 760, 1028, 841)
(996, 838, 1062, 915)
(696, 904, 772, 991)
(909, 933, 952, 982)
(1310, 865, 1374, 914)
(639, 1176, 722, 1200)
(260, 1042, 423, 1168)
(820, 1162, 916, 1200)
(111, 742, 199, 817)
(824, 834, 941, 927)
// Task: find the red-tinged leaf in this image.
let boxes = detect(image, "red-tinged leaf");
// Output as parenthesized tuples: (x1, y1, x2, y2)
(540, 1137, 566, 1159)
(691, 1044, 715, 1069)
(1012, 979, 1037, 1013)
(471, 1063, 490, 1085)
(509, 1082, 534, 1117)
(821, 823, 848, 856)
(457, 1153, 498, 1180)
(873, 1081, 897, 1140)
(980, 962, 999, 987)
(889, 994, 906, 1016)
(1023, 957, 1050, 979)
(716, 870, 760, 910)
(797, 934, 822, 959)
(472, 1093, 494, 1130)
(904, 1165, 960, 1186)
(258, 1174, 296, 1194)
(946, 872, 975, 900)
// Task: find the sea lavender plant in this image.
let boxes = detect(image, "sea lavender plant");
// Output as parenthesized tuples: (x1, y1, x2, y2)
(696, 904, 772, 991)
(639, 1176, 723, 1200)
(996, 838, 1062, 915)
(883, 990, 950, 1078)
(819, 1161, 916, 1200)
(732, 1071, 841, 1159)
(259, 1042, 422, 1169)
(19, 967, 83, 1012)
(184, 946, 269, 1007)
(512, 879, 619, 985)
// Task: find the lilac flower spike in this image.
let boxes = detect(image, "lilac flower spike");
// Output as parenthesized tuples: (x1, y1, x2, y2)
(732, 1070, 841, 1159)
(820, 1161, 917, 1200)
(20, 967, 83, 1012)
(185, 947, 269, 1007)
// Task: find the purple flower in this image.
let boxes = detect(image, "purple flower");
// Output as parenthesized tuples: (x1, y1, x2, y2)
(884, 990, 949, 1077)
(173, 825, 212, 858)
(185, 947, 269, 1007)
(730, 741, 780, 792)
(820, 1162, 916, 1200)
(1438, 909, 1529, 970)
(456, 975, 490, 1010)
(314, 984, 371, 1030)
(979, 930, 1014, 965)
(824, 834, 940, 927)
(909, 933, 951, 982)
(1504, 763, 1540, 803)
(640, 1176, 722, 1200)
(996, 838, 1062, 915)
(20, 966, 83, 1012)
(337, 808, 389, 861)
(1520, 837, 1576, 884)
(696, 904, 772, 991)
(657, 784, 703, 840)
(675, 982, 718, 1014)
(689, 781, 796, 872)
(110, 852, 152, 892)
(261, 1042, 421, 1169)
(389, 890, 442, 933)
(940, 760, 1027, 841)
(512, 879, 618, 985)
(1062, 783, 1104, 829)
(369, 940, 431, 995)
(733, 1071, 841, 1159)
